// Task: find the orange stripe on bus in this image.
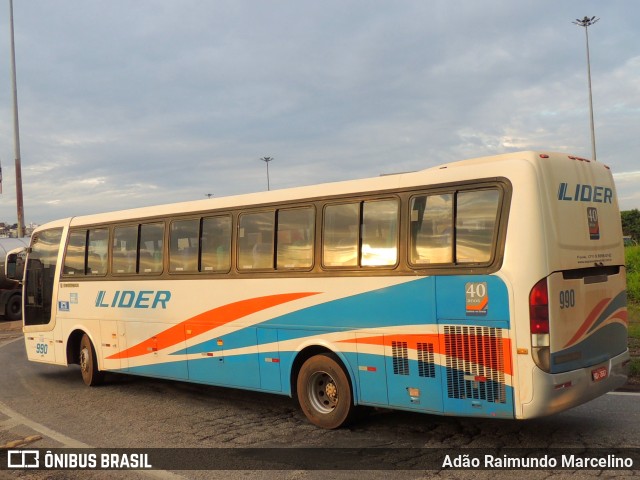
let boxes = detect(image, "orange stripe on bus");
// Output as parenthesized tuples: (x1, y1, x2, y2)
(107, 292, 320, 360)
(340, 333, 441, 350)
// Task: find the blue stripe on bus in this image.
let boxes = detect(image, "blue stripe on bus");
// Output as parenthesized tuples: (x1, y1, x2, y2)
(550, 322, 628, 373)
(119, 274, 514, 418)
(173, 275, 510, 355)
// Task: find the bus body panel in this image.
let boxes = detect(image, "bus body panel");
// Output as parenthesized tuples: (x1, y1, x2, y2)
(521, 349, 628, 419)
(547, 269, 627, 374)
(538, 157, 624, 270)
(52, 274, 516, 417)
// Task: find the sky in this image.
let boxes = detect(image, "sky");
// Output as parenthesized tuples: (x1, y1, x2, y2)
(0, 0, 638, 226)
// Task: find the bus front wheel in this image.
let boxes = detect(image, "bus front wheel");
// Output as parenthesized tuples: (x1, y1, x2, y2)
(79, 334, 104, 386)
(296, 353, 354, 429)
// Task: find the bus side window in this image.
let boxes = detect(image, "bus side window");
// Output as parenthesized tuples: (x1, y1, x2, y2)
(170, 219, 199, 273)
(455, 189, 500, 264)
(238, 212, 274, 270)
(410, 194, 453, 265)
(139, 223, 164, 274)
(201, 216, 231, 272)
(63, 230, 87, 275)
(113, 225, 138, 274)
(87, 228, 108, 275)
(276, 207, 314, 270)
(323, 203, 359, 267)
(361, 199, 398, 267)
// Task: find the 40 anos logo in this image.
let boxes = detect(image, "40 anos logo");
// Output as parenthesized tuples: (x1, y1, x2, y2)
(95, 290, 171, 309)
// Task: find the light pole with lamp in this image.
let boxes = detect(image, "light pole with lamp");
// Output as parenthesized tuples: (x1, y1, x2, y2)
(9, 0, 25, 237)
(260, 157, 273, 191)
(572, 15, 599, 162)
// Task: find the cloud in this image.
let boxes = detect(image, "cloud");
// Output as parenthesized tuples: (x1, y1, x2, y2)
(0, 1, 637, 224)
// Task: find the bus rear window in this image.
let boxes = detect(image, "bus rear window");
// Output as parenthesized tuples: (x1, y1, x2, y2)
(410, 188, 500, 267)
(456, 190, 500, 264)
(410, 194, 453, 265)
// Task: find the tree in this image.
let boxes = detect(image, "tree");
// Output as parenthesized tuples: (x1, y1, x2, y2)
(621, 209, 640, 242)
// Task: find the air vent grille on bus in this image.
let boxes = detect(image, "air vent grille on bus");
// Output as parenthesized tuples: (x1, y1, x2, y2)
(444, 326, 506, 404)
(417, 342, 436, 378)
(391, 341, 409, 376)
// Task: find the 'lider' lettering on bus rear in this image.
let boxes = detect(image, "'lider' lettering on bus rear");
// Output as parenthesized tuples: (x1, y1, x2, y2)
(95, 290, 171, 309)
(557, 183, 612, 203)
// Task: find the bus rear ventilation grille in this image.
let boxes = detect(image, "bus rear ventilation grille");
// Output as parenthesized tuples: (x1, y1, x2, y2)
(444, 326, 506, 404)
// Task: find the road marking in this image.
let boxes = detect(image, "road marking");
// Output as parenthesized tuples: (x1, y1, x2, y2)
(0, 400, 92, 448)
(0, 336, 23, 347)
(0, 391, 184, 479)
(608, 391, 640, 396)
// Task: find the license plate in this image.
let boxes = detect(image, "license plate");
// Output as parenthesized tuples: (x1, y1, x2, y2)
(591, 366, 608, 382)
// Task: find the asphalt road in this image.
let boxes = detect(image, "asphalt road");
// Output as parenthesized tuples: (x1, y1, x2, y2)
(0, 323, 638, 479)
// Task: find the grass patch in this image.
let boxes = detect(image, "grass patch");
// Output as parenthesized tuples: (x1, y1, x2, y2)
(626, 247, 640, 383)
(626, 246, 640, 304)
(627, 302, 640, 386)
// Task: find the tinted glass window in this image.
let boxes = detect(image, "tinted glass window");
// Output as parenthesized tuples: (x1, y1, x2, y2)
(238, 212, 274, 270)
(361, 200, 398, 267)
(87, 228, 108, 275)
(139, 223, 164, 273)
(456, 189, 500, 263)
(201, 216, 231, 272)
(410, 194, 453, 265)
(170, 219, 199, 273)
(24, 228, 63, 326)
(63, 231, 86, 275)
(277, 208, 314, 270)
(112, 225, 138, 274)
(323, 203, 359, 267)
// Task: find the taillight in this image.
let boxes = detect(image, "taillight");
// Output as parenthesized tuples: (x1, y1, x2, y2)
(529, 278, 549, 334)
(529, 278, 550, 372)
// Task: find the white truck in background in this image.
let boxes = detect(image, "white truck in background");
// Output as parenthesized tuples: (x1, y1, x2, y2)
(0, 237, 29, 321)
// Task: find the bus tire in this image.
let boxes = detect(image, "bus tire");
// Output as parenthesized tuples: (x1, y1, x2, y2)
(6, 295, 21, 321)
(79, 334, 104, 386)
(296, 353, 354, 429)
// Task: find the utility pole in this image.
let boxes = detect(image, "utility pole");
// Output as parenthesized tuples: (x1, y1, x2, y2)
(573, 16, 599, 162)
(9, 0, 25, 236)
(260, 157, 273, 191)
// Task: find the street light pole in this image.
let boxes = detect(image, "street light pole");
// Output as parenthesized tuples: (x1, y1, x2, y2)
(573, 15, 599, 162)
(260, 157, 273, 191)
(9, 0, 25, 236)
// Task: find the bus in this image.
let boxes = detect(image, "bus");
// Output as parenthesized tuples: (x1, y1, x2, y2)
(10, 151, 629, 429)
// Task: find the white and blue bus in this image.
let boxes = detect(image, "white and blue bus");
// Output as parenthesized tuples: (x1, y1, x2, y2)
(13, 151, 629, 428)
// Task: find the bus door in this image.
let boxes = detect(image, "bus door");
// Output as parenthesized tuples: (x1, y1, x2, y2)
(436, 276, 514, 418)
(23, 228, 64, 364)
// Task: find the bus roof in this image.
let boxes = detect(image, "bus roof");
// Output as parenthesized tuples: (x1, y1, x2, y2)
(34, 151, 611, 230)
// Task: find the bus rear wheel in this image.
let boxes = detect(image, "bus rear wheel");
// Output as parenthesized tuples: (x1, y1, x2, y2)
(296, 353, 354, 429)
(79, 334, 104, 386)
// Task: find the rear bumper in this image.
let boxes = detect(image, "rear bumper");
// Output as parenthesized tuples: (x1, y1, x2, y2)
(520, 349, 630, 419)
